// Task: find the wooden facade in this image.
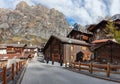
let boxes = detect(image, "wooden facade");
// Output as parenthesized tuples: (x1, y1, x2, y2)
(114, 19, 120, 29)
(24, 46, 37, 58)
(7, 45, 25, 54)
(6, 44, 26, 59)
(0, 45, 7, 60)
(87, 20, 120, 42)
(91, 40, 120, 64)
(0, 45, 6, 54)
(0, 44, 27, 59)
(0, 44, 39, 59)
(67, 29, 93, 42)
(44, 19, 120, 65)
(87, 20, 110, 42)
(43, 35, 91, 66)
(87, 20, 120, 64)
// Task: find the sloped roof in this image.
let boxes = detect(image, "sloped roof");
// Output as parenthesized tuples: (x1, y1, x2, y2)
(67, 29, 93, 37)
(87, 20, 108, 31)
(43, 35, 90, 51)
(86, 24, 96, 31)
(91, 39, 113, 44)
(26, 45, 37, 49)
(77, 26, 93, 34)
(91, 39, 120, 51)
(53, 35, 90, 45)
(0, 44, 6, 49)
(0, 44, 27, 48)
(7, 44, 26, 47)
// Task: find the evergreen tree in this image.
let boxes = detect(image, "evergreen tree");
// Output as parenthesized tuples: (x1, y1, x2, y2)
(106, 21, 120, 43)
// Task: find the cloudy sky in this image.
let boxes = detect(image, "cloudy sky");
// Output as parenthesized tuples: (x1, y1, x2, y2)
(0, 0, 120, 26)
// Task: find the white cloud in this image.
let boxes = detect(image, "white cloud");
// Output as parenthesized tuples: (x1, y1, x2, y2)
(110, 0, 120, 15)
(0, 0, 120, 26)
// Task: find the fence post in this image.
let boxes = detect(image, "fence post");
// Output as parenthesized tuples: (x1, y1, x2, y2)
(52, 56, 54, 65)
(20, 61, 22, 69)
(24, 60, 26, 66)
(74, 62, 75, 68)
(21, 61, 23, 68)
(19, 62, 21, 71)
(79, 61, 81, 71)
(107, 63, 110, 77)
(22, 61, 24, 67)
(16, 62, 18, 75)
(12, 64, 14, 80)
(65, 60, 67, 68)
(89, 62, 93, 74)
(23, 61, 25, 65)
(70, 62, 72, 68)
(3, 66, 6, 84)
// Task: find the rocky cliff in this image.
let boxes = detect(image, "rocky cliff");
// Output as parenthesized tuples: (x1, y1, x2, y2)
(0, 1, 70, 45)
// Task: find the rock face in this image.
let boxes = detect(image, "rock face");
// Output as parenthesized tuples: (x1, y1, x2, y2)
(111, 14, 120, 20)
(0, 1, 70, 44)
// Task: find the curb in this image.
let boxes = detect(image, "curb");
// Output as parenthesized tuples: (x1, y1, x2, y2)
(16, 61, 28, 84)
(65, 68, 120, 83)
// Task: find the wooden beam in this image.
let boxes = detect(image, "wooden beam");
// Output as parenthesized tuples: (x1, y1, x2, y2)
(59, 42, 61, 66)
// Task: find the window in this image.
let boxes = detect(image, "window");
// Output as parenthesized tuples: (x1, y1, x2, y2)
(96, 34, 100, 39)
(76, 34, 80, 39)
(97, 29, 100, 32)
(71, 46, 74, 51)
(82, 46, 86, 50)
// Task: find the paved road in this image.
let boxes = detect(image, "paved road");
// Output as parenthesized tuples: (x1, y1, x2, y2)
(21, 57, 119, 84)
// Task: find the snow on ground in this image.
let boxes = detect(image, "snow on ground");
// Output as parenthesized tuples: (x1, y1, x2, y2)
(46, 61, 66, 67)
(21, 56, 119, 84)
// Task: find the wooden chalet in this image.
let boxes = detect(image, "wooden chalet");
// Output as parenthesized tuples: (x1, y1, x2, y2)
(67, 29, 93, 43)
(0, 44, 27, 60)
(87, 20, 120, 42)
(7, 44, 26, 54)
(87, 20, 109, 42)
(6, 44, 27, 59)
(0, 45, 6, 54)
(114, 19, 120, 29)
(87, 20, 107, 32)
(43, 35, 91, 66)
(0, 45, 7, 60)
(24, 45, 37, 58)
(91, 39, 120, 64)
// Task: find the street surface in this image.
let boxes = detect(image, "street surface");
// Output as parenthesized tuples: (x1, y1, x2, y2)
(21, 56, 119, 84)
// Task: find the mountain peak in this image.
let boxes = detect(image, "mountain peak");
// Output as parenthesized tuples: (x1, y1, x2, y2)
(16, 1, 29, 10)
(111, 14, 120, 20)
(0, 1, 70, 44)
